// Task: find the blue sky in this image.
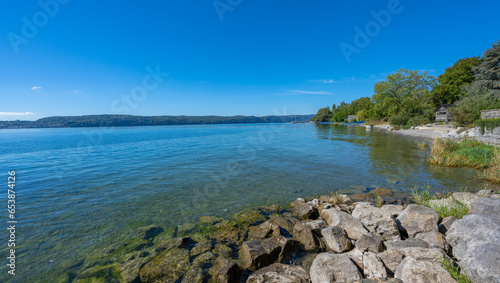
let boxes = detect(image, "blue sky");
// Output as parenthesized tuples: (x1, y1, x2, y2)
(1, 0, 499, 120)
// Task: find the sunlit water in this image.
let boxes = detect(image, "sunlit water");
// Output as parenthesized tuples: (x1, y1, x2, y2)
(0, 123, 494, 282)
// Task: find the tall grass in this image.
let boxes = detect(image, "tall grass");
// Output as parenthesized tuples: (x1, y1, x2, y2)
(429, 138, 497, 169)
(439, 257, 473, 283)
(483, 152, 500, 183)
(412, 186, 469, 219)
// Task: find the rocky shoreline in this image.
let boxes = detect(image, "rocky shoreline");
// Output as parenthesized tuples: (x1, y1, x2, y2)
(67, 187, 500, 283)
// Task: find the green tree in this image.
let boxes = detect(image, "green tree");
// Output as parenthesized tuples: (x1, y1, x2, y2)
(372, 69, 436, 127)
(432, 57, 482, 105)
(473, 40, 500, 95)
(311, 106, 332, 122)
(332, 102, 349, 122)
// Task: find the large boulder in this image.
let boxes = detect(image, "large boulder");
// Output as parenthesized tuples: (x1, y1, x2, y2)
(246, 263, 310, 283)
(310, 253, 362, 283)
(321, 226, 351, 253)
(321, 208, 369, 240)
(377, 249, 404, 275)
(446, 212, 500, 283)
(469, 197, 500, 214)
(395, 257, 457, 283)
(293, 222, 322, 252)
(363, 252, 387, 278)
(381, 204, 404, 218)
(415, 230, 450, 252)
(240, 238, 282, 270)
(210, 256, 241, 283)
(355, 233, 383, 253)
(352, 203, 401, 241)
(396, 204, 439, 237)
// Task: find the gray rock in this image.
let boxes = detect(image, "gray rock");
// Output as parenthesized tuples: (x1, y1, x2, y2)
(469, 197, 500, 214)
(396, 204, 439, 237)
(290, 198, 306, 208)
(452, 192, 479, 207)
(476, 188, 497, 197)
(377, 249, 404, 275)
(210, 256, 241, 283)
(345, 248, 364, 270)
(310, 253, 362, 283)
(356, 233, 383, 253)
(239, 238, 282, 270)
(351, 279, 403, 283)
(293, 221, 322, 252)
(381, 204, 404, 218)
(446, 213, 500, 283)
(438, 216, 458, 235)
(248, 219, 281, 239)
(415, 230, 450, 252)
(352, 203, 401, 241)
(321, 226, 351, 253)
(395, 257, 457, 283)
(246, 263, 310, 283)
(321, 208, 369, 240)
(396, 247, 450, 262)
(383, 238, 429, 250)
(302, 220, 328, 235)
(363, 252, 387, 278)
(294, 203, 318, 220)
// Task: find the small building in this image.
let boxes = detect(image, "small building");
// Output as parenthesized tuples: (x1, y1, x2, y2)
(435, 104, 454, 122)
(347, 115, 357, 122)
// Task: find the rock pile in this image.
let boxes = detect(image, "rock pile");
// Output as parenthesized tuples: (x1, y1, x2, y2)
(70, 189, 500, 283)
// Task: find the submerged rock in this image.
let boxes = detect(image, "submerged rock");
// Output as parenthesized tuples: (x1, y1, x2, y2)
(137, 224, 162, 240)
(246, 263, 310, 283)
(233, 208, 266, 227)
(310, 253, 362, 283)
(139, 248, 190, 282)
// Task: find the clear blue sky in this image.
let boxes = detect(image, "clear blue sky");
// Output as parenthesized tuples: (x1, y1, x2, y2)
(1, 0, 499, 120)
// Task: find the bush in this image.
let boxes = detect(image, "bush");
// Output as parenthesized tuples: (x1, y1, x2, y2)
(388, 111, 410, 127)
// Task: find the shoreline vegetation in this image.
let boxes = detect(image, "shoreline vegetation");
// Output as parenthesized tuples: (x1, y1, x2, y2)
(67, 186, 500, 283)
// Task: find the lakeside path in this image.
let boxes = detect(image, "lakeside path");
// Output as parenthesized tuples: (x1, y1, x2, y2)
(372, 124, 477, 141)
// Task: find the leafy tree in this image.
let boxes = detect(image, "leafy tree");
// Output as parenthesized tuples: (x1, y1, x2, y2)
(372, 69, 436, 127)
(432, 57, 482, 105)
(311, 106, 332, 122)
(332, 102, 349, 122)
(473, 40, 500, 95)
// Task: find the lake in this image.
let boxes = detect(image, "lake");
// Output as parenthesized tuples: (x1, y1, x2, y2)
(0, 123, 493, 282)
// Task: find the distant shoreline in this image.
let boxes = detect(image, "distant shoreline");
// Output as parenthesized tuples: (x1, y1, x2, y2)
(0, 114, 315, 129)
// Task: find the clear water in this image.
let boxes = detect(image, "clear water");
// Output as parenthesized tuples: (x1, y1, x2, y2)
(0, 123, 493, 282)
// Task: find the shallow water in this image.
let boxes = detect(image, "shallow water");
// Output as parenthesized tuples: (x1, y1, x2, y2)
(0, 123, 494, 282)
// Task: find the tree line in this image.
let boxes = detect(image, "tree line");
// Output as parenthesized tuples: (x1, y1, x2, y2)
(312, 40, 500, 128)
(0, 114, 315, 129)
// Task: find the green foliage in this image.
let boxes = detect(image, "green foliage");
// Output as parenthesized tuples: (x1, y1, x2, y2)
(432, 57, 482, 105)
(476, 118, 500, 135)
(473, 40, 500, 96)
(450, 83, 500, 125)
(311, 106, 332, 122)
(332, 102, 349, 122)
(439, 257, 473, 283)
(412, 186, 470, 219)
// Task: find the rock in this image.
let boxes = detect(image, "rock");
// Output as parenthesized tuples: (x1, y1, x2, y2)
(182, 266, 204, 283)
(177, 223, 197, 236)
(319, 195, 331, 202)
(239, 238, 282, 270)
(396, 204, 439, 237)
(352, 203, 401, 241)
(190, 238, 213, 257)
(438, 216, 458, 234)
(415, 230, 450, 252)
(310, 253, 362, 283)
(476, 188, 497, 197)
(139, 248, 190, 282)
(137, 224, 162, 240)
(321, 226, 352, 253)
(363, 252, 387, 278)
(117, 256, 150, 283)
(192, 251, 215, 267)
(293, 221, 322, 252)
(212, 225, 245, 244)
(260, 204, 282, 214)
(233, 209, 266, 227)
(395, 257, 457, 283)
(213, 243, 232, 258)
(269, 215, 297, 235)
(321, 208, 369, 240)
(370, 187, 394, 196)
(209, 256, 241, 283)
(351, 279, 403, 283)
(248, 219, 281, 239)
(451, 192, 479, 207)
(383, 238, 429, 250)
(351, 193, 374, 202)
(381, 205, 403, 218)
(469, 197, 500, 214)
(246, 263, 310, 283)
(446, 213, 500, 283)
(294, 203, 318, 220)
(318, 202, 335, 213)
(355, 233, 383, 253)
(302, 220, 328, 235)
(291, 198, 306, 208)
(199, 216, 224, 225)
(346, 248, 364, 270)
(377, 249, 404, 275)
(396, 247, 450, 262)
(330, 194, 353, 205)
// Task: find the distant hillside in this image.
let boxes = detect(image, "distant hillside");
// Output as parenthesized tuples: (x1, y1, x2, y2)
(0, 114, 315, 129)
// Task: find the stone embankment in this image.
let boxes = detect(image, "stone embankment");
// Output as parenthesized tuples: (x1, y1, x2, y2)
(71, 188, 500, 283)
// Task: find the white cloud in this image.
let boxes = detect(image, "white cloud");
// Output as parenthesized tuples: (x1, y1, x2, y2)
(284, 90, 332, 95)
(31, 86, 42, 90)
(0, 112, 35, 116)
(73, 90, 81, 94)
(308, 79, 337, 84)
